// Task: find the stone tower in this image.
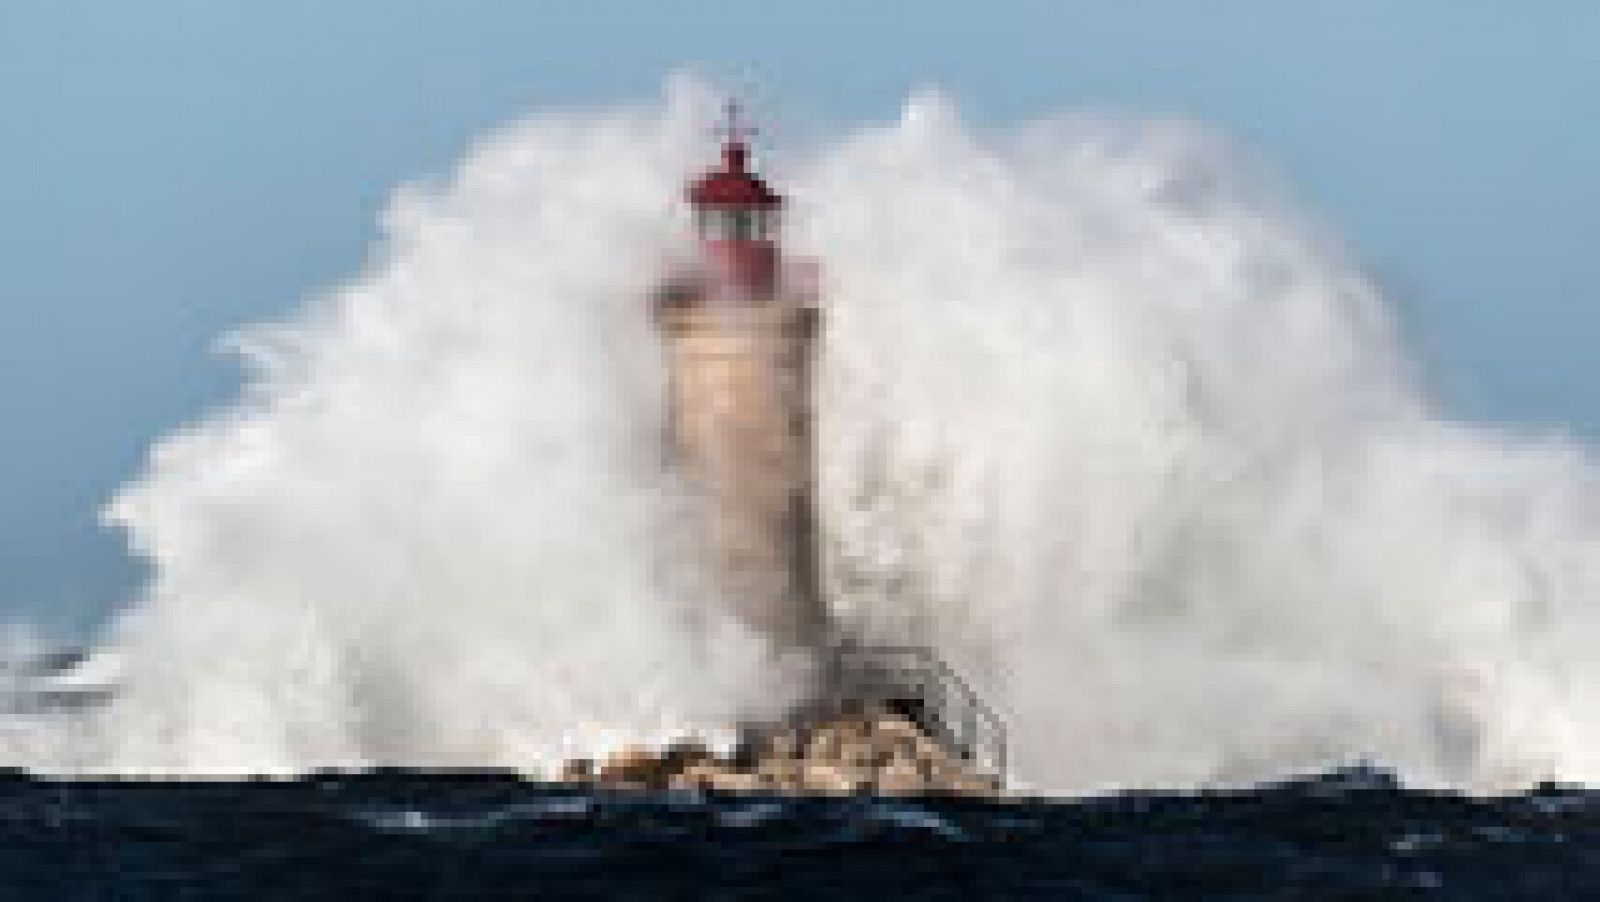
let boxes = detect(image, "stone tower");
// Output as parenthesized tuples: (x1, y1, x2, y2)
(652, 103, 824, 648)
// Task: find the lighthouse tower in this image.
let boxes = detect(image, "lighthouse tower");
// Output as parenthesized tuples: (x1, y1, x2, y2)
(653, 103, 825, 649)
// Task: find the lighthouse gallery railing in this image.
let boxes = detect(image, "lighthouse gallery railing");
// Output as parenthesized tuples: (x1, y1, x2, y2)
(822, 643, 1008, 783)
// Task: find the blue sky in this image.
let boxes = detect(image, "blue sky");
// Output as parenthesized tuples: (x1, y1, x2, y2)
(2, 1, 1597, 640)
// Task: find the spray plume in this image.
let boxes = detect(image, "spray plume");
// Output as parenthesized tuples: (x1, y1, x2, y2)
(12, 77, 1600, 792)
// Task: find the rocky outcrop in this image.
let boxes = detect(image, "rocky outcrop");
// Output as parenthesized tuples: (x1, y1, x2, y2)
(558, 703, 1002, 797)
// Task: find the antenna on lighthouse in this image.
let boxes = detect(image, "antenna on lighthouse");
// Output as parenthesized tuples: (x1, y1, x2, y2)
(715, 99, 758, 171)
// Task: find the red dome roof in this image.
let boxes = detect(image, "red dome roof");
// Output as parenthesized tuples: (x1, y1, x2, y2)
(688, 141, 782, 208)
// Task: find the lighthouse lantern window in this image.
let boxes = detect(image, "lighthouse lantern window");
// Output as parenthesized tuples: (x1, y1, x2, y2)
(698, 207, 774, 241)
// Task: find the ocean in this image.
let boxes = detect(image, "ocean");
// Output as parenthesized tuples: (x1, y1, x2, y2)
(5, 769, 1595, 898)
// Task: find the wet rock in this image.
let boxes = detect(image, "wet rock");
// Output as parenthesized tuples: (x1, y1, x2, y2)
(708, 771, 764, 793)
(558, 704, 1000, 798)
(765, 731, 802, 760)
(559, 758, 594, 784)
(757, 758, 803, 789)
(660, 739, 712, 773)
(875, 761, 927, 796)
(598, 745, 665, 788)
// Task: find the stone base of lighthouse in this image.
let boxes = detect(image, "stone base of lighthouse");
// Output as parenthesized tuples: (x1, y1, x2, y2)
(655, 301, 825, 649)
(556, 700, 1003, 797)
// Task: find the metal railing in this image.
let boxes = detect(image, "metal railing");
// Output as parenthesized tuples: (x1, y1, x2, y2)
(820, 643, 1008, 783)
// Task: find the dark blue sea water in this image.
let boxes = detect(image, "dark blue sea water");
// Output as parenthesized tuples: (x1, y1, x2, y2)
(2, 767, 1596, 899)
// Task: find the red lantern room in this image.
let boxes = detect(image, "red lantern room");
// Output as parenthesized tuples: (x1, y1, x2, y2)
(684, 101, 784, 300)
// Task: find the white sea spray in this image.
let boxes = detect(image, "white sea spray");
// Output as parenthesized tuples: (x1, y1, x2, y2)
(11, 78, 1600, 794)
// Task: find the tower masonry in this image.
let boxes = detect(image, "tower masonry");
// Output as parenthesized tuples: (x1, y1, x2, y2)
(652, 104, 825, 648)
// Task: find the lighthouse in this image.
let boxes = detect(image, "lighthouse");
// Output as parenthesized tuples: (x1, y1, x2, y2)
(653, 103, 826, 649)
(614, 104, 1009, 791)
